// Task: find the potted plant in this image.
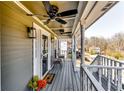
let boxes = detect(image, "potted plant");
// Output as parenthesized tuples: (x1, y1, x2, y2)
(27, 75, 47, 91)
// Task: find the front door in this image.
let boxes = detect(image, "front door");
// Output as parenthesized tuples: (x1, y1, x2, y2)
(33, 23, 51, 79)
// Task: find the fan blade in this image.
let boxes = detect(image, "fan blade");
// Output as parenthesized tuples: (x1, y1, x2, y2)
(62, 32, 72, 34)
(26, 14, 49, 17)
(55, 18, 67, 24)
(57, 9, 78, 17)
(44, 19, 51, 24)
(42, 1, 51, 13)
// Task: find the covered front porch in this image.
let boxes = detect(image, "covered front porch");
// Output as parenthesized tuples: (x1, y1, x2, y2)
(1, 1, 124, 91)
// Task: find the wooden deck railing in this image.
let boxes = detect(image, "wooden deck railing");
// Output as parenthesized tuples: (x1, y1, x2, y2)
(82, 55, 124, 91)
(80, 66, 105, 91)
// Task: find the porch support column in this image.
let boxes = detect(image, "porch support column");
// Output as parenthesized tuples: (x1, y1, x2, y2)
(58, 39, 60, 58)
(80, 21, 85, 90)
(74, 35, 77, 71)
(80, 22, 85, 65)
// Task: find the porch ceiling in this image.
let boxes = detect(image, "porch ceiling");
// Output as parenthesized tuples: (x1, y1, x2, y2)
(20, 1, 117, 39)
(21, 1, 79, 38)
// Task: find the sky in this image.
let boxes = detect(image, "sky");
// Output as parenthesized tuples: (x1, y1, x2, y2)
(85, 2, 124, 39)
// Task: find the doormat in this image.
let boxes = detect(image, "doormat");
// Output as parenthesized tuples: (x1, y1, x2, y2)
(43, 73, 55, 84)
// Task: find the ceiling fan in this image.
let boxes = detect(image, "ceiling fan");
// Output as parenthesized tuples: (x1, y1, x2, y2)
(58, 29, 72, 35)
(27, 1, 78, 24)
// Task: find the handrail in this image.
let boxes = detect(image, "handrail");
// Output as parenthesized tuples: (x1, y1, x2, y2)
(81, 67, 105, 91)
(82, 64, 124, 70)
(90, 55, 99, 65)
(98, 55, 124, 64)
(91, 55, 124, 64)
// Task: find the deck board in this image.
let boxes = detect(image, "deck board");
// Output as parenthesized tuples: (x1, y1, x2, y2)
(60, 62, 66, 91)
(68, 61, 73, 90)
(71, 63, 78, 91)
(56, 62, 65, 91)
(42, 61, 80, 91)
(51, 64, 61, 91)
(65, 62, 69, 91)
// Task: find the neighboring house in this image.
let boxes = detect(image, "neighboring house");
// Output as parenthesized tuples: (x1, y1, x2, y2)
(89, 46, 101, 54)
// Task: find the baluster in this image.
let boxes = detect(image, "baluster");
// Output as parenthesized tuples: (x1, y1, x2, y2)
(85, 75, 88, 91)
(90, 80, 92, 91)
(117, 63, 122, 90)
(102, 57, 104, 75)
(112, 60, 115, 82)
(87, 78, 89, 91)
(114, 62, 117, 85)
(108, 68, 111, 91)
(99, 68, 102, 84)
(98, 56, 102, 84)
(107, 59, 109, 78)
(104, 57, 106, 76)
(87, 78, 91, 91)
(83, 71, 86, 90)
(91, 84, 95, 91)
(82, 68, 84, 91)
(105, 58, 107, 77)
(101, 57, 103, 75)
(110, 60, 113, 83)
(80, 67, 81, 90)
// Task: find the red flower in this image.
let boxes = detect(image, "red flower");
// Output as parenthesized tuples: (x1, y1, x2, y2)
(36, 80, 47, 91)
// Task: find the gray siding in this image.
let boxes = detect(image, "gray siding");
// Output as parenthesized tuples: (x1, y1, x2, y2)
(1, 2, 34, 91)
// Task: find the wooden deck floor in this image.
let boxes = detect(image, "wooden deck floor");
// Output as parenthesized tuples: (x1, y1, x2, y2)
(42, 60, 80, 91)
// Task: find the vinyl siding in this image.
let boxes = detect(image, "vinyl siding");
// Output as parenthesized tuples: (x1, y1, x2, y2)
(0, 2, 35, 91)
